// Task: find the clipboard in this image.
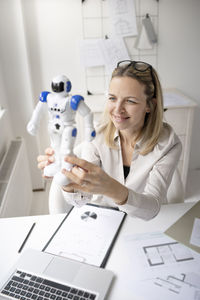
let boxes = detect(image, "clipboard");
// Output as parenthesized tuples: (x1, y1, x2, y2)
(43, 204, 126, 268)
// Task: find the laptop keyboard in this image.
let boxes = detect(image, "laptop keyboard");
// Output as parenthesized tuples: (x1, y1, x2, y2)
(1, 270, 97, 300)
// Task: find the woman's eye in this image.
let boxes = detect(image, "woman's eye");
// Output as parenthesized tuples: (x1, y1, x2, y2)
(127, 99, 136, 104)
(108, 97, 116, 101)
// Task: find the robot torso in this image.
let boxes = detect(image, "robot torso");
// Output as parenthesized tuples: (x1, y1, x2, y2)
(47, 93, 76, 133)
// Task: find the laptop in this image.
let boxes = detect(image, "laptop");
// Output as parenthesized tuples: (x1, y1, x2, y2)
(0, 248, 114, 300)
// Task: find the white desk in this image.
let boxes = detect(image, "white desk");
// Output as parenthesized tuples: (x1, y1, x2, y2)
(0, 202, 195, 300)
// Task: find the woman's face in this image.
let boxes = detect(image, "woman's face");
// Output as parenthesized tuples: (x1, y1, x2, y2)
(107, 76, 150, 135)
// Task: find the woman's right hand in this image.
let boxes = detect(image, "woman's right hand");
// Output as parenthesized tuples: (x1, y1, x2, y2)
(37, 147, 55, 173)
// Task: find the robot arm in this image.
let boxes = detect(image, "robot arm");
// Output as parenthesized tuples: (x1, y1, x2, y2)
(70, 95, 96, 142)
(27, 91, 49, 136)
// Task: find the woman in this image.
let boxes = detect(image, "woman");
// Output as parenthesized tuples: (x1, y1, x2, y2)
(38, 60, 183, 220)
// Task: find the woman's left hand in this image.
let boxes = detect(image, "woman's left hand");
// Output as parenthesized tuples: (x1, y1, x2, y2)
(62, 156, 128, 205)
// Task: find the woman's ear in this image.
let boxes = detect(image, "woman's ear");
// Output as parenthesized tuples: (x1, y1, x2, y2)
(146, 98, 156, 113)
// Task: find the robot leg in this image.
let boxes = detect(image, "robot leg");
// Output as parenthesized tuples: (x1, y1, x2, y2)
(43, 129, 62, 177)
(54, 126, 76, 186)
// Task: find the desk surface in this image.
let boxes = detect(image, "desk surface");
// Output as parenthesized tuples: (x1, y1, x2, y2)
(0, 202, 195, 300)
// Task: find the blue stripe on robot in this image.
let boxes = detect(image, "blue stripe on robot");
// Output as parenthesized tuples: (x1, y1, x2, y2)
(70, 95, 84, 111)
(91, 130, 96, 137)
(66, 81, 72, 93)
(39, 91, 50, 102)
(72, 128, 77, 137)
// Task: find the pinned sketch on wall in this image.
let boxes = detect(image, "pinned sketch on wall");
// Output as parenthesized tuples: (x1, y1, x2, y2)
(108, 0, 138, 37)
(79, 39, 105, 67)
(79, 37, 130, 72)
(81, 0, 159, 94)
(98, 37, 130, 72)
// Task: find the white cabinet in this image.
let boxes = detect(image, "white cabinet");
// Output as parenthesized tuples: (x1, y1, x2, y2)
(77, 89, 197, 190)
(163, 89, 197, 189)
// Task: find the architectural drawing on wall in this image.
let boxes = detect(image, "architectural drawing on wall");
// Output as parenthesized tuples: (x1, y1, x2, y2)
(99, 37, 130, 72)
(143, 241, 194, 267)
(79, 39, 105, 68)
(80, 37, 130, 72)
(81, 0, 159, 94)
(108, 0, 138, 37)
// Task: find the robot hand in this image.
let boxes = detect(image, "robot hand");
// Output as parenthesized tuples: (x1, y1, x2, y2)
(85, 127, 96, 142)
(27, 121, 39, 136)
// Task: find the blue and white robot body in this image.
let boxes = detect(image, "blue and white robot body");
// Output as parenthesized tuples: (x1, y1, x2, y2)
(47, 93, 76, 123)
(27, 74, 96, 187)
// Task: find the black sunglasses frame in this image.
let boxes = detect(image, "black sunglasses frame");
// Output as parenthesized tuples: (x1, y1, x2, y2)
(117, 60, 156, 98)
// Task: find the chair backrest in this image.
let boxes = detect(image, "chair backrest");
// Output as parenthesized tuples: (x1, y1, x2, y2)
(49, 179, 72, 214)
(167, 168, 184, 203)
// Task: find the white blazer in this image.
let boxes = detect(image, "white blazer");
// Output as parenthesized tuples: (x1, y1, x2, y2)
(49, 123, 183, 220)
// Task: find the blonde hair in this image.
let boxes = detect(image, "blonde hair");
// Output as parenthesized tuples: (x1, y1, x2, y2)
(99, 62, 164, 155)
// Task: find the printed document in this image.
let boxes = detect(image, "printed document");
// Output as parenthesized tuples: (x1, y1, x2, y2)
(44, 205, 125, 267)
(124, 232, 200, 300)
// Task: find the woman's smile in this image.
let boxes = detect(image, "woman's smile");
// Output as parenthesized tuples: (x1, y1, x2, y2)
(112, 114, 130, 123)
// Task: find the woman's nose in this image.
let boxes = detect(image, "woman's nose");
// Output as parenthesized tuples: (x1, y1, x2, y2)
(115, 101, 125, 113)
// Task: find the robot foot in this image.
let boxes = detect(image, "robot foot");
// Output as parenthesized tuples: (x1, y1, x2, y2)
(54, 171, 70, 186)
(43, 163, 61, 177)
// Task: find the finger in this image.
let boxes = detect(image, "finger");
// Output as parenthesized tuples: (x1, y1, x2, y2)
(65, 156, 96, 172)
(38, 161, 46, 169)
(71, 165, 88, 178)
(62, 168, 89, 186)
(37, 155, 48, 163)
(45, 147, 54, 155)
(37, 154, 54, 163)
(42, 175, 53, 179)
(63, 182, 89, 193)
(37, 156, 54, 170)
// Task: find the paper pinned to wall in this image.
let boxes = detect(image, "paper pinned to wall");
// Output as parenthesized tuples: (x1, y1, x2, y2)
(99, 37, 130, 73)
(79, 37, 130, 72)
(108, 0, 138, 37)
(79, 39, 105, 68)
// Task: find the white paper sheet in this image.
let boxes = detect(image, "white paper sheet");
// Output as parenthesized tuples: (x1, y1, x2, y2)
(108, 0, 138, 37)
(98, 37, 130, 73)
(124, 232, 200, 300)
(79, 37, 130, 72)
(190, 218, 200, 247)
(44, 205, 125, 267)
(79, 39, 105, 67)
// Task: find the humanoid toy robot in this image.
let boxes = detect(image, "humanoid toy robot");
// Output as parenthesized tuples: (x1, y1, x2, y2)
(27, 75, 96, 186)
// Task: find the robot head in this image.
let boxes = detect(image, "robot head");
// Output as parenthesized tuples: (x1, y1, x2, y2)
(51, 75, 72, 95)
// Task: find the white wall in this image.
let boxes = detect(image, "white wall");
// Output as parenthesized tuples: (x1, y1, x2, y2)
(0, 0, 44, 189)
(158, 0, 200, 169)
(21, 0, 85, 153)
(0, 63, 13, 162)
